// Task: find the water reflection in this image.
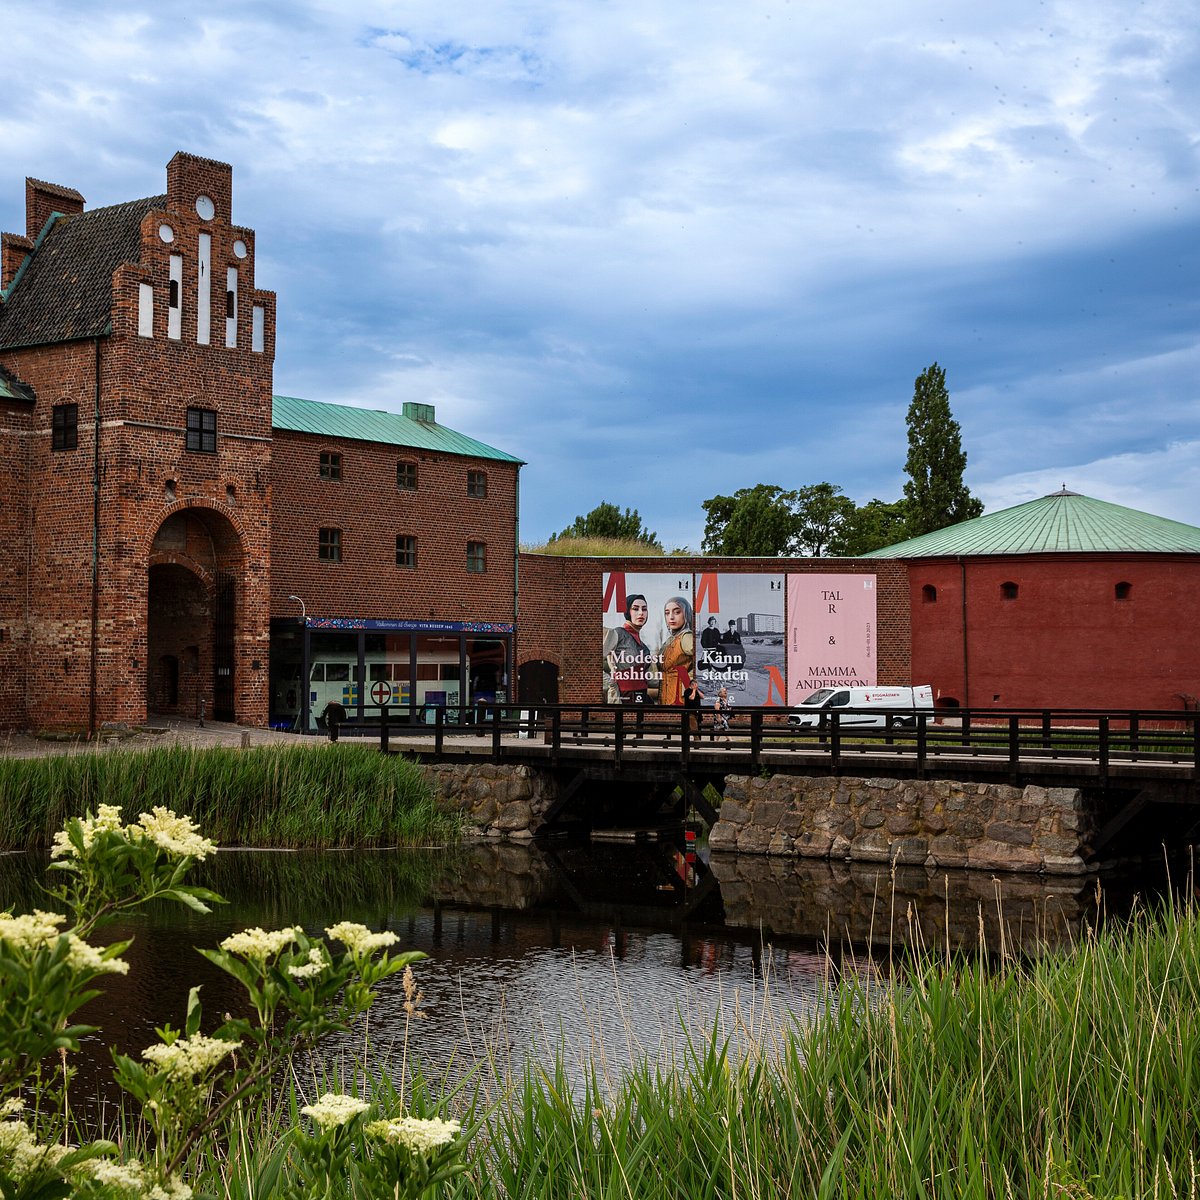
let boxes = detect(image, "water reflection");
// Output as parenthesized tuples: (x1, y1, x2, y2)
(0, 838, 1156, 1116)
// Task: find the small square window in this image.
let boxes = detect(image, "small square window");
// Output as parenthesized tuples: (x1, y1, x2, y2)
(319, 451, 342, 481)
(467, 470, 488, 498)
(396, 535, 417, 568)
(185, 407, 217, 453)
(319, 528, 342, 563)
(467, 541, 487, 574)
(52, 404, 78, 451)
(397, 461, 418, 490)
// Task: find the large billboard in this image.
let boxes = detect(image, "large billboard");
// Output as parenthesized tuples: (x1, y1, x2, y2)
(599, 570, 878, 708)
(601, 572, 695, 706)
(693, 572, 787, 706)
(787, 573, 877, 703)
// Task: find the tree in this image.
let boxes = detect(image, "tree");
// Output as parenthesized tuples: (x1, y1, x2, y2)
(701, 482, 855, 557)
(792, 483, 857, 557)
(548, 502, 661, 549)
(828, 498, 911, 557)
(902, 363, 983, 538)
(702, 485, 796, 556)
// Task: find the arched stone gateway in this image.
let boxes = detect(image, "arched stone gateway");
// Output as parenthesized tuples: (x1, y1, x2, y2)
(146, 506, 259, 724)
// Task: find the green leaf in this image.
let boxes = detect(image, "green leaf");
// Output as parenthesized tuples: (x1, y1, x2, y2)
(186, 986, 204, 1037)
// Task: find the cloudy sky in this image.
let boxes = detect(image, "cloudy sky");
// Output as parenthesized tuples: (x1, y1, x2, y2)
(3, 0, 1197, 548)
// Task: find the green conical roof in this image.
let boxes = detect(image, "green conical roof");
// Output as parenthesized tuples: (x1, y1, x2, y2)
(861, 489, 1200, 557)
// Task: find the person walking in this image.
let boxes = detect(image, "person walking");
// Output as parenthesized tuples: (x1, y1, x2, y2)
(682, 677, 704, 735)
(713, 686, 732, 736)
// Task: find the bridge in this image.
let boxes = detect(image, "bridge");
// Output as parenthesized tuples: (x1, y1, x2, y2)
(371, 703, 1200, 855)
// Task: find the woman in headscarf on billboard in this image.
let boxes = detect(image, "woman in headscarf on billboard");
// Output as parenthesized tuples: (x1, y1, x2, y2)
(603, 593, 658, 704)
(658, 594, 695, 706)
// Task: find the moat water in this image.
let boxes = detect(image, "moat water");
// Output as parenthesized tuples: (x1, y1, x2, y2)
(0, 836, 1183, 1111)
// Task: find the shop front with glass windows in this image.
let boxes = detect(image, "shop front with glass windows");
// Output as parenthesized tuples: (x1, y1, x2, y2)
(269, 618, 513, 733)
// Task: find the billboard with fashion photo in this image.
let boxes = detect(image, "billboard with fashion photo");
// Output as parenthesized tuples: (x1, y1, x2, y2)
(787, 573, 877, 703)
(602, 572, 695, 706)
(694, 572, 787, 707)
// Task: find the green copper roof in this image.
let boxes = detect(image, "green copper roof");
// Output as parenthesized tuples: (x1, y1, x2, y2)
(272, 395, 523, 464)
(861, 489, 1200, 557)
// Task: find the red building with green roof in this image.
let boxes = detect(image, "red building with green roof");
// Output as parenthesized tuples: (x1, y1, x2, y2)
(862, 488, 1200, 713)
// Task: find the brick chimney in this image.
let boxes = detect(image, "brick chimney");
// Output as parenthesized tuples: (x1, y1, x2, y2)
(1, 232, 33, 293)
(25, 177, 85, 240)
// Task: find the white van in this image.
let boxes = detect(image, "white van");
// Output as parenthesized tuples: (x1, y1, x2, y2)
(788, 685, 934, 728)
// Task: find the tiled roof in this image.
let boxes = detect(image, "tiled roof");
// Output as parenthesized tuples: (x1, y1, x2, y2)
(861, 490, 1200, 557)
(0, 195, 165, 349)
(272, 394, 524, 463)
(0, 361, 35, 402)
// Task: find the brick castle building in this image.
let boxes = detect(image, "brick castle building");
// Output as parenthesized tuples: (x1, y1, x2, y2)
(0, 153, 520, 734)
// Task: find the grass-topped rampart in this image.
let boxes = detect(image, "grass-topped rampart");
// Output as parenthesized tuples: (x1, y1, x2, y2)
(0, 744, 456, 851)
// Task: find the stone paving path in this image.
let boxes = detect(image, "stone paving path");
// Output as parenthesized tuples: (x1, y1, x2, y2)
(0, 716, 314, 758)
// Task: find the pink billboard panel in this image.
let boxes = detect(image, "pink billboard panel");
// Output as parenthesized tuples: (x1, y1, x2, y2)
(787, 574, 877, 704)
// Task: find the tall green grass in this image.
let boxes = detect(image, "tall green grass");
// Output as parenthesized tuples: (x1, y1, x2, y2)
(0, 745, 458, 850)
(453, 896, 1200, 1198)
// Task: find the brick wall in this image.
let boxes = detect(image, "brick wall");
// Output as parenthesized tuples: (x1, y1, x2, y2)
(270, 432, 519, 624)
(908, 554, 1200, 711)
(0, 398, 32, 726)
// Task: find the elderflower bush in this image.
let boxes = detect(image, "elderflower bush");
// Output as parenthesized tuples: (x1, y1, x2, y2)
(0, 804, 467, 1199)
(290, 1093, 467, 1198)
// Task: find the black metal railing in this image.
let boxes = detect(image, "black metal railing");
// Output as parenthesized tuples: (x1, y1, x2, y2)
(372, 702, 1200, 784)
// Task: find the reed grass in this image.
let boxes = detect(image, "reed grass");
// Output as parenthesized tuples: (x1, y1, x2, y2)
(0, 745, 458, 851)
(452, 895, 1200, 1198)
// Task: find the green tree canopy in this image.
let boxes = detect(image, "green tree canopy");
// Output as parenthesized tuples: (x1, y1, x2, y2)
(701, 483, 855, 556)
(792, 483, 857, 557)
(902, 362, 983, 538)
(548, 502, 661, 550)
(828, 498, 911, 557)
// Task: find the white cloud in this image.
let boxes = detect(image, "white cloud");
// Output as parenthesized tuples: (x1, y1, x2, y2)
(1, 0, 1197, 547)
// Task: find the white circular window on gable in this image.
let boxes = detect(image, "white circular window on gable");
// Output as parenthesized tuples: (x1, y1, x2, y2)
(195, 195, 215, 220)
(232, 239, 247, 259)
(157, 223, 175, 243)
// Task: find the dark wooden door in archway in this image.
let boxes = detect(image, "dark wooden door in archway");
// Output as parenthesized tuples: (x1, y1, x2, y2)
(518, 659, 559, 705)
(213, 572, 236, 721)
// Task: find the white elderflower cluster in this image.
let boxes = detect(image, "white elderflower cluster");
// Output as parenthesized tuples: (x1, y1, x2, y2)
(301, 1093, 371, 1131)
(134, 808, 216, 860)
(220, 926, 302, 960)
(64, 933, 130, 976)
(0, 1117, 70, 1180)
(0, 910, 128, 975)
(0, 909, 65, 948)
(146, 1179, 193, 1200)
(77, 1157, 194, 1199)
(142, 1033, 239, 1081)
(146, 1180, 193, 1200)
(287, 947, 327, 979)
(325, 921, 398, 955)
(81, 1159, 149, 1193)
(50, 804, 124, 859)
(366, 1115, 461, 1155)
